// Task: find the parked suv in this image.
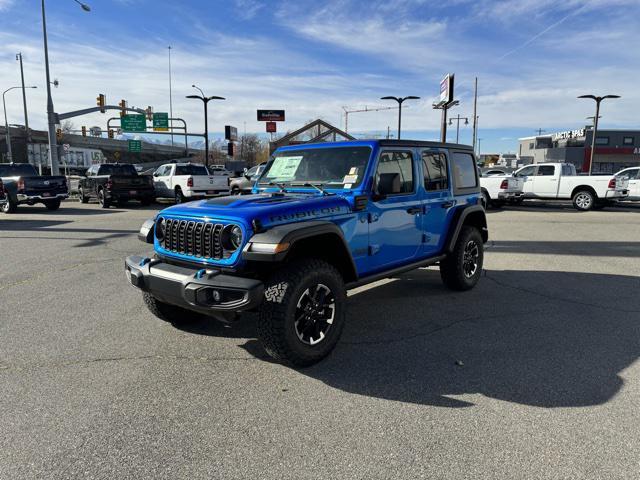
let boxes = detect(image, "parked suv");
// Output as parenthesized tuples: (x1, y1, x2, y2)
(125, 140, 488, 366)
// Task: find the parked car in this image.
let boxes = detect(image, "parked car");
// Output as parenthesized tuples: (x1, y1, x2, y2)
(0, 162, 69, 213)
(152, 163, 229, 203)
(482, 168, 509, 176)
(229, 163, 266, 194)
(513, 162, 629, 211)
(479, 171, 524, 209)
(78, 163, 155, 208)
(615, 167, 640, 201)
(126, 140, 488, 366)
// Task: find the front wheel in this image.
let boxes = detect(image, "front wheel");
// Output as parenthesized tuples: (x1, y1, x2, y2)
(143, 292, 195, 324)
(440, 226, 484, 291)
(98, 188, 111, 208)
(1, 195, 17, 214)
(572, 190, 595, 211)
(78, 187, 89, 203)
(258, 259, 347, 367)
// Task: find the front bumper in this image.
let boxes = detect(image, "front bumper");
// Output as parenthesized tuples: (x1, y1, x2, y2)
(124, 255, 264, 321)
(17, 193, 69, 202)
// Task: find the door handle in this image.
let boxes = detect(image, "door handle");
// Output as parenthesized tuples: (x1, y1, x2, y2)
(406, 206, 422, 215)
(441, 201, 455, 208)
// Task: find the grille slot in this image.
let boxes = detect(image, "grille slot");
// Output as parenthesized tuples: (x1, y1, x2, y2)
(161, 218, 228, 260)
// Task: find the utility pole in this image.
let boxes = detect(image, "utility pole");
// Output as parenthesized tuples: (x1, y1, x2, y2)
(16, 53, 31, 156)
(471, 77, 478, 148)
(535, 128, 546, 136)
(168, 46, 174, 147)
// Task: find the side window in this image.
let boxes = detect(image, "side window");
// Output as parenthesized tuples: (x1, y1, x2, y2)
(376, 151, 414, 194)
(517, 166, 535, 177)
(421, 151, 448, 191)
(537, 165, 555, 176)
(451, 152, 477, 189)
(561, 164, 575, 176)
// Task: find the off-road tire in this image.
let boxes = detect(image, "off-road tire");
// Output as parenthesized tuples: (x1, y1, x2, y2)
(78, 187, 89, 203)
(572, 190, 595, 211)
(2, 195, 17, 213)
(257, 259, 347, 367)
(44, 199, 61, 211)
(98, 188, 111, 208)
(440, 226, 484, 291)
(142, 292, 194, 324)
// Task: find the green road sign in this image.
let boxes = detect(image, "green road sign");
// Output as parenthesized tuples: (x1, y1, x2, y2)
(128, 139, 142, 153)
(153, 112, 169, 131)
(121, 114, 147, 133)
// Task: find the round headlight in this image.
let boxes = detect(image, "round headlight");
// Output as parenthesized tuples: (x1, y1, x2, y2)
(155, 217, 165, 240)
(222, 225, 243, 251)
(230, 225, 243, 249)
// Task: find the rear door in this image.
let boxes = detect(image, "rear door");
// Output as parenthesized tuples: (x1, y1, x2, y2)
(420, 149, 453, 256)
(367, 149, 423, 271)
(532, 164, 559, 197)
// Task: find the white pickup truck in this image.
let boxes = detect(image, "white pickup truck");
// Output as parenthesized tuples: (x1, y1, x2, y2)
(513, 162, 629, 211)
(152, 163, 229, 203)
(479, 172, 524, 209)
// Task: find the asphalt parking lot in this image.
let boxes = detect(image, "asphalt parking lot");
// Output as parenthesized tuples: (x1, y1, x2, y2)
(1, 201, 639, 479)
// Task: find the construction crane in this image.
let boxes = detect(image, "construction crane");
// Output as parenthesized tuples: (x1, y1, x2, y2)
(342, 105, 402, 134)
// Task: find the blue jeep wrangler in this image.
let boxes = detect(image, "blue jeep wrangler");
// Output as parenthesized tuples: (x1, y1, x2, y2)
(125, 140, 488, 366)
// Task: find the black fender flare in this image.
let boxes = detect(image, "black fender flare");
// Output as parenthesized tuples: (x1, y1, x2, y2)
(445, 205, 488, 253)
(242, 220, 357, 278)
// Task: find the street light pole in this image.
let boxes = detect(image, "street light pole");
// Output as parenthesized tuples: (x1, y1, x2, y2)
(41, 0, 90, 175)
(380, 95, 420, 140)
(3, 86, 37, 162)
(168, 46, 174, 147)
(578, 94, 620, 175)
(448, 114, 469, 144)
(16, 53, 31, 150)
(187, 85, 225, 167)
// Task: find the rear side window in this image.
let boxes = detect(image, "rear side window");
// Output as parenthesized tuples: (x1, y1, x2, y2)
(376, 151, 414, 194)
(561, 164, 576, 176)
(451, 152, 477, 189)
(422, 151, 448, 191)
(0, 164, 37, 176)
(537, 165, 555, 176)
(98, 164, 137, 176)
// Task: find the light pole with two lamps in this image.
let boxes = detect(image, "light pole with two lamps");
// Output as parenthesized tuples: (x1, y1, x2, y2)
(186, 85, 225, 167)
(578, 94, 620, 175)
(449, 114, 469, 144)
(380, 96, 420, 140)
(3, 86, 37, 161)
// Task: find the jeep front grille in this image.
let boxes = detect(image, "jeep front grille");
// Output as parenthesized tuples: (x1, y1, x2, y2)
(162, 218, 228, 260)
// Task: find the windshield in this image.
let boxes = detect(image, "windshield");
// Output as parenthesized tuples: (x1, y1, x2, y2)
(176, 164, 209, 176)
(98, 164, 138, 176)
(260, 146, 371, 188)
(0, 164, 38, 177)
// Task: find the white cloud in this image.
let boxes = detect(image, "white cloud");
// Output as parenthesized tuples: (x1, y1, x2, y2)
(0, 0, 14, 11)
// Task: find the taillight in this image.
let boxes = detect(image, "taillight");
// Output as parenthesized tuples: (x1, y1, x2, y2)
(187, 177, 194, 187)
(105, 179, 113, 189)
(608, 178, 616, 189)
(17, 179, 25, 191)
(500, 179, 509, 189)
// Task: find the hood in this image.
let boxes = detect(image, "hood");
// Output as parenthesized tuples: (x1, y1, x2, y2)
(158, 193, 353, 229)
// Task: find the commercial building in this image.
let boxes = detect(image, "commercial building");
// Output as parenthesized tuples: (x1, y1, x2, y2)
(518, 127, 640, 174)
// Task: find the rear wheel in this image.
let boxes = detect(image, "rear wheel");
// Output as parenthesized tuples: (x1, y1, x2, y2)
(440, 226, 484, 291)
(572, 190, 595, 211)
(98, 188, 111, 208)
(1, 195, 17, 214)
(44, 199, 61, 211)
(258, 259, 347, 367)
(175, 187, 185, 204)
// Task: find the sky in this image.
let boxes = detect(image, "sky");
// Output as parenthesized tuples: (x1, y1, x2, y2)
(0, 0, 639, 153)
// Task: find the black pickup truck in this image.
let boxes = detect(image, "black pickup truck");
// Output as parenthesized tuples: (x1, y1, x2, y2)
(78, 163, 155, 208)
(0, 163, 69, 213)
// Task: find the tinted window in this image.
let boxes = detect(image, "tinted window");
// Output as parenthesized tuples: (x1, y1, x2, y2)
(595, 136, 609, 145)
(517, 166, 535, 177)
(621, 169, 639, 179)
(376, 151, 414, 194)
(97, 164, 138, 176)
(451, 152, 477, 188)
(537, 165, 555, 176)
(421, 151, 448, 191)
(0, 163, 38, 176)
(175, 164, 209, 176)
(623, 136, 634, 145)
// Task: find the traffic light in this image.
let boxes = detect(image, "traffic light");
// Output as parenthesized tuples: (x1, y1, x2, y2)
(146, 106, 153, 121)
(81, 126, 87, 137)
(56, 128, 62, 140)
(108, 129, 114, 139)
(96, 94, 106, 113)
(118, 99, 127, 117)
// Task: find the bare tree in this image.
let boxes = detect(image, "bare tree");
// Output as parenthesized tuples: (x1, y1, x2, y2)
(61, 120, 75, 134)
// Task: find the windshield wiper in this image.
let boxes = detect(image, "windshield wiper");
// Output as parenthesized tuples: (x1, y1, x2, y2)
(264, 181, 287, 193)
(290, 182, 332, 195)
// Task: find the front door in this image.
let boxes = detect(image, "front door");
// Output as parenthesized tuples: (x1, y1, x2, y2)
(627, 168, 640, 199)
(516, 165, 536, 197)
(420, 149, 453, 256)
(367, 150, 423, 272)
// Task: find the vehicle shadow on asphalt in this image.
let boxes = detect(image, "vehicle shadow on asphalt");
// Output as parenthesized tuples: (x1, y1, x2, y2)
(487, 202, 640, 213)
(488, 240, 640, 258)
(176, 268, 640, 409)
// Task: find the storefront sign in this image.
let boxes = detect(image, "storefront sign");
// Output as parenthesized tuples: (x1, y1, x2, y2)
(552, 129, 585, 140)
